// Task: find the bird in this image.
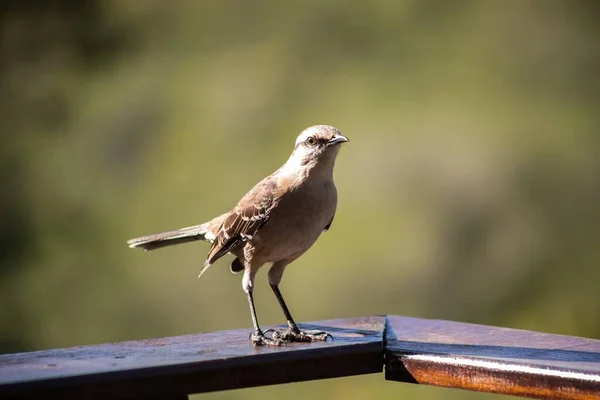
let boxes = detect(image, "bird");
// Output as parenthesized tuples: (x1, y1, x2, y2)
(127, 125, 348, 346)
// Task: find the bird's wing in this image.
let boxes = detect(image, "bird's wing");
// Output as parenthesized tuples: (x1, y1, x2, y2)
(205, 178, 278, 266)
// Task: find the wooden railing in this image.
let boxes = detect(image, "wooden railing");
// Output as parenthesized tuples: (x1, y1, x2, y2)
(1, 315, 599, 399)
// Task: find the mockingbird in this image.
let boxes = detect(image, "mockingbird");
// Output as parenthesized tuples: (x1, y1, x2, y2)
(127, 125, 348, 346)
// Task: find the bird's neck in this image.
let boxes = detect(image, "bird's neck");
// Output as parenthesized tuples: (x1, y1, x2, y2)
(279, 150, 337, 186)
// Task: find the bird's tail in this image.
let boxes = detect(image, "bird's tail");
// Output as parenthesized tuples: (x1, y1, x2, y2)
(127, 223, 213, 251)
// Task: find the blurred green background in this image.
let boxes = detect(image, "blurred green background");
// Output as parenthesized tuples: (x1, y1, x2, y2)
(1, 1, 599, 399)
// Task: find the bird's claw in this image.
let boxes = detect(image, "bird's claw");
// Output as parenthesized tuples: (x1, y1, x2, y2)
(262, 328, 276, 337)
(249, 331, 285, 347)
(271, 328, 333, 343)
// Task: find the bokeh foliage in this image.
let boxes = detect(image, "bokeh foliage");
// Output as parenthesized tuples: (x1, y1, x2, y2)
(1, 1, 599, 399)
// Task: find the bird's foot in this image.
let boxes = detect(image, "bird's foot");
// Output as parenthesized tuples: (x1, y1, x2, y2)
(271, 327, 333, 343)
(249, 331, 284, 347)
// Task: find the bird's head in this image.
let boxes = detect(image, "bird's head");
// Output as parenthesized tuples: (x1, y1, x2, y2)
(288, 125, 349, 172)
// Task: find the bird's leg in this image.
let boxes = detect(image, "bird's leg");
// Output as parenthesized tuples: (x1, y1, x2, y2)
(243, 268, 283, 347)
(269, 284, 332, 343)
(246, 290, 283, 346)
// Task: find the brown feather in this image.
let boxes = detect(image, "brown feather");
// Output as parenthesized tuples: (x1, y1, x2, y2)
(205, 178, 278, 265)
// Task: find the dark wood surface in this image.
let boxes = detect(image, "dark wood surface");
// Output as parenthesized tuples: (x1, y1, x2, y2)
(2, 315, 599, 399)
(385, 315, 600, 399)
(0, 316, 384, 399)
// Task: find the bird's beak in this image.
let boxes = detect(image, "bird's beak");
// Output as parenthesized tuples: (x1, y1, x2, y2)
(327, 134, 349, 146)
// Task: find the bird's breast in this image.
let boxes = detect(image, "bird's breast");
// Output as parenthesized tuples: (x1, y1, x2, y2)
(251, 178, 337, 262)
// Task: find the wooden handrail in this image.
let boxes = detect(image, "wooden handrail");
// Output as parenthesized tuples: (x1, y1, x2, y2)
(385, 316, 600, 399)
(0, 315, 598, 399)
(0, 317, 384, 399)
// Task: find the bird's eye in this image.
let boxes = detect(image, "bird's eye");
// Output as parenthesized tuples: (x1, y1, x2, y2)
(306, 136, 317, 146)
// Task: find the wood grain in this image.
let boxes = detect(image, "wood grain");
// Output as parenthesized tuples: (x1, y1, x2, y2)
(385, 316, 600, 399)
(3, 315, 599, 399)
(0, 317, 384, 399)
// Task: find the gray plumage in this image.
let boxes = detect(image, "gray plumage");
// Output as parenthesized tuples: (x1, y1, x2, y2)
(127, 125, 348, 345)
(127, 224, 210, 251)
